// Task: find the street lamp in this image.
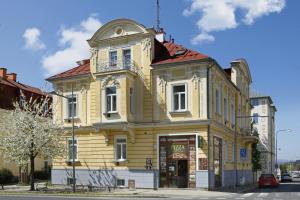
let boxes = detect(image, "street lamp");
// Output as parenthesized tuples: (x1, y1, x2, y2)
(276, 129, 293, 170)
(50, 85, 76, 193)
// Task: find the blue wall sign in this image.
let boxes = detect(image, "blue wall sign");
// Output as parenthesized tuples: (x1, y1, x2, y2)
(240, 148, 247, 160)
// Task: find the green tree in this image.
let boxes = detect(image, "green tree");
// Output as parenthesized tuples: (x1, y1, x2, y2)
(252, 142, 261, 171)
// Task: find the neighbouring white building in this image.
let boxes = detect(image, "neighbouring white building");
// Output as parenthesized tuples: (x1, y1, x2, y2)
(250, 91, 276, 174)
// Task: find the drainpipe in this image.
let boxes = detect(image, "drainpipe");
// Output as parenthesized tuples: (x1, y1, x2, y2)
(207, 62, 213, 190)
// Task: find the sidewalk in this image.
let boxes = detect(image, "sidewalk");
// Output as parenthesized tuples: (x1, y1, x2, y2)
(0, 183, 256, 198)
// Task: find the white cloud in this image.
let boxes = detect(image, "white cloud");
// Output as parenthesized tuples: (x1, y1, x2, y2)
(184, 0, 286, 45)
(42, 16, 102, 76)
(23, 28, 46, 50)
(191, 32, 215, 45)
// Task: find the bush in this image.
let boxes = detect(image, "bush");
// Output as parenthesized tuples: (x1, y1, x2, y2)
(34, 170, 50, 180)
(0, 168, 13, 189)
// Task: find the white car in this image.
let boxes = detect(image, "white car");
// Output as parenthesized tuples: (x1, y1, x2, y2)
(281, 173, 293, 182)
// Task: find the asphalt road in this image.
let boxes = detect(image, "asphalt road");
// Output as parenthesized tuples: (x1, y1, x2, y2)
(0, 182, 300, 200)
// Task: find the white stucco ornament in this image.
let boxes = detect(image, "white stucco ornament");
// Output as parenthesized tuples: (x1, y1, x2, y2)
(101, 75, 121, 89)
(142, 38, 151, 56)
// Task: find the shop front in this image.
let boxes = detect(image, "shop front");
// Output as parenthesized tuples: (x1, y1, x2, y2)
(159, 135, 196, 188)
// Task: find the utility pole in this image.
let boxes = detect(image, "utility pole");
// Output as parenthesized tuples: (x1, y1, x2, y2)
(50, 85, 76, 193)
(71, 84, 76, 193)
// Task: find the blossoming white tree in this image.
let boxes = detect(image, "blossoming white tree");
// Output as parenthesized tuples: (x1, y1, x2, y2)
(0, 96, 65, 191)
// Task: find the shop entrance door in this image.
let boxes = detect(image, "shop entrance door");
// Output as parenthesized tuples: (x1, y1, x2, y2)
(168, 160, 188, 188)
(159, 135, 196, 188)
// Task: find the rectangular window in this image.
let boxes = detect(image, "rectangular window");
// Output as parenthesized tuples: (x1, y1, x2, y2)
(231, 103, 235, 125)
(67, 96, 77, 118)
(173, 84, 186, 111)
(116, 179, 125, 187)
(115, 137, 127, 161)
(253, 113, 259, 124)
(67, 177, 76, 185)
(251, 99, 259, 106)
(106, 87, 117, 113)
(68, 138, 78, 161)
(130, 87, 134, 113)
(215, 89, 221, 114)
(123, 49, 131, 68)
(224, 98, 228, 122)
(19, 96, 26, 107)
(109, 51, 117, 67)
(43, 102, 49, 114)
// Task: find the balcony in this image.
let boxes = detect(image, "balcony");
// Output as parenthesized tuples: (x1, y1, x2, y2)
(240, 127, 259, 145)
(96, 59, 144, 80)
(96, 59, 137, 73)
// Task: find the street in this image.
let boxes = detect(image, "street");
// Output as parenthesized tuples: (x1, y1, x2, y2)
(0, 182, 300, 200)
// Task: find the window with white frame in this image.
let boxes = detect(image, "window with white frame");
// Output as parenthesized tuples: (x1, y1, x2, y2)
(123, 49, 131, 68)
(172, 84, 187, 111)
(215, 89, 221, 114)
(68, 138, 78, 161)
(109, 51, 117, 67)
(106, 87, 117, 113)
(224, 98, 228, 122)
(130, 87, 134, 113)
(67, 96, 77, 118)
(115, 136, 127, 161)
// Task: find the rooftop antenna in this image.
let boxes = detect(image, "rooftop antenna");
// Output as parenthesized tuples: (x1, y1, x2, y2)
(156, 0, 161, 31)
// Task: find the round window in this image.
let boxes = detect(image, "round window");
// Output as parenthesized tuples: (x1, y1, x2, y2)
(115, 27, 123, 35)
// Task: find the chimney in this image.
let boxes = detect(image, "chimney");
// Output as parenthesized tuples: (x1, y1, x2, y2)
(155, 28, 165, 42)
(76, 59, 89, 66)
(7, 73, 17, 82)
(0, 68, 7, 78)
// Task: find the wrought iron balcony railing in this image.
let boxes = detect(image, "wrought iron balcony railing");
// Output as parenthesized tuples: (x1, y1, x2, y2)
(96, 59, 144, 80)
(96, 59, 136, 73)
(240, 127, 259, 137)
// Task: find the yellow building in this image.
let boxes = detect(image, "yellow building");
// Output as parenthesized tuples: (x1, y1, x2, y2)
(47, 19, 257, 189)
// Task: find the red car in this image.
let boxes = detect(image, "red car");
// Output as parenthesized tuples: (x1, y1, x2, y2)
(258, 174, 279, 188)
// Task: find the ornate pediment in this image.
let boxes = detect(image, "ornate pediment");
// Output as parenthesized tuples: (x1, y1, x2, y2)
(88, 19, 153, 47)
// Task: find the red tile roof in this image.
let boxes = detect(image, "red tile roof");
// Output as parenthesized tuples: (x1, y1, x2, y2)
(0, 78, 44, 95)
(46, 59, 90, 81)
(47, 41, 209, 80)
(152, 40, 209, 65)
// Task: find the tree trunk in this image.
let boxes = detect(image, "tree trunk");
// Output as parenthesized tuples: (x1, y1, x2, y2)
(30, 155, 35, 191)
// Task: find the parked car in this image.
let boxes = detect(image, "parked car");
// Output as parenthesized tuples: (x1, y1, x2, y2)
(258, 174, 279, 188)
(281, 173, 293, 182)
(292, 173, 300, 179)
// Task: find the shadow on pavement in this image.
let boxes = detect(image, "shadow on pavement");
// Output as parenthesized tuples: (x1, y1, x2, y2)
(250, 181, 300, 193)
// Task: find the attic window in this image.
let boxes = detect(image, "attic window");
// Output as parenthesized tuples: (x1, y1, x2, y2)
(174, 49, 186, 56)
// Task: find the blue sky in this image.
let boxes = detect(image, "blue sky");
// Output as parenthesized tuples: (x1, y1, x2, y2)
(0, 0, 299, 160)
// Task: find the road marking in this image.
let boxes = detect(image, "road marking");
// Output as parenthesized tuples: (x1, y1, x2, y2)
(216, 198, 227, 199)
(199, 198, 209, 199)
(235, 198, 244, 199)
(241, 193, 254, 197)
(258, 193, 268, 197)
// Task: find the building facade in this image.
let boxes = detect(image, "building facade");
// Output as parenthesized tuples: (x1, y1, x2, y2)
(47, 19, 257, 189)
(250, 92, 276, 174)
(0, 67, 51, 177)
